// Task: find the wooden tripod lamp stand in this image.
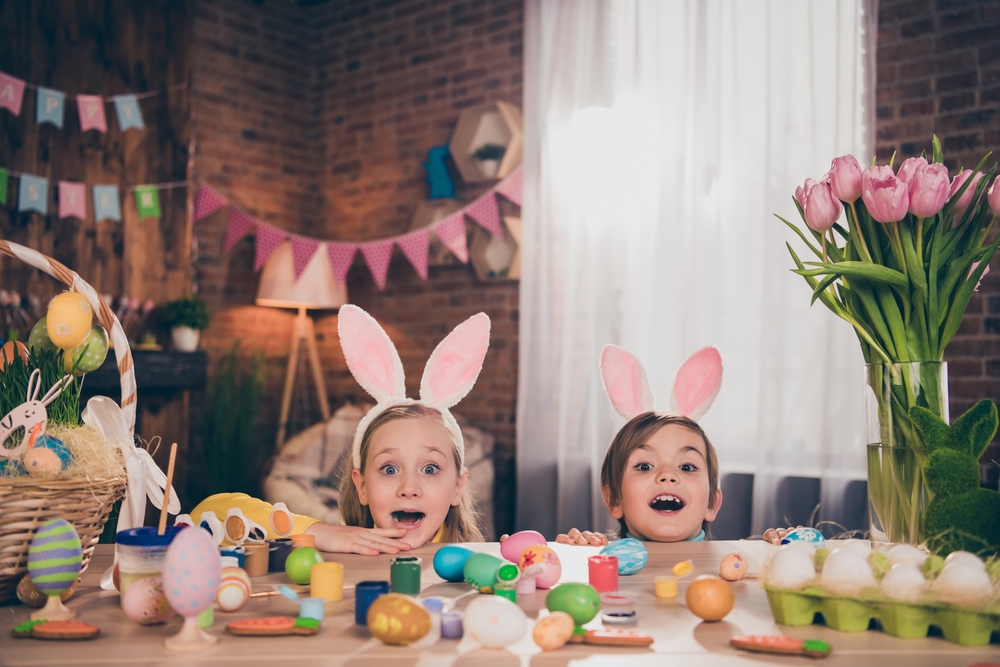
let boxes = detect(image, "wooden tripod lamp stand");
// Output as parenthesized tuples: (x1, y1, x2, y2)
(256, 241, 348, 448)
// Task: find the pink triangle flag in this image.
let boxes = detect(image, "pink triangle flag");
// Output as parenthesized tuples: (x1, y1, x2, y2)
(396, 228, 430, 280)
(254, 222, 288, 272)
(326, 242, 357, 285)
(194, 184, 228, 220)
(0, 71, 26, 116)
(432, 212, 469, 264)
(464, 190, 504, 237)
(495, 166, 523, 205)
(290, 235, 321, 280)
(224, 207, 256, 252)
(58, 181, 87, 220)
(76, 94, 107, 132)
(360, 239, 395, 291)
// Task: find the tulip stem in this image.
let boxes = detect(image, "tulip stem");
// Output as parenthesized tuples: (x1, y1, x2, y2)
(850, 201, 873, 263)
(915, 217, 924, 266)
(892, 222, 907, 276)
(822, 234, 828, 263)
(982, 215, 998, 246)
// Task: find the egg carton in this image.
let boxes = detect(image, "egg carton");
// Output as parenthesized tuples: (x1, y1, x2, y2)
(764, 586, 1000, 646)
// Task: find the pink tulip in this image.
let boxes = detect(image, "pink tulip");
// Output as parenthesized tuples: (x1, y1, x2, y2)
(803, 182, 843, 233)
(949, 170, 984, 213)
(795, 178, 818, 209)
(861, 165, 909, 223)
(987, 175, 1000, 217)
(827, 155, 863, 201)
(907, 162, 950, 218)
(896, 157, 928, 187)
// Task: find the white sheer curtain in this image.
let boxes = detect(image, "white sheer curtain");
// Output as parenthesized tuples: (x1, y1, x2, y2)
(518, 0, 878, 537)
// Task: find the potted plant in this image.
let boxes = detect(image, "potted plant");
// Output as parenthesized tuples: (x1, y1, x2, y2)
(471, 143, 506, 178)
(160, 297, 210, 352)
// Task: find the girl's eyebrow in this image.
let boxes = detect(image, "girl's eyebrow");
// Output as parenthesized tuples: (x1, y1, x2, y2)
(680, 445, 706, 461)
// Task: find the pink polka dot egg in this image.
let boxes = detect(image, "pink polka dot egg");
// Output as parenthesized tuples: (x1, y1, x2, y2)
(162, 526, 222, 619)
(719, 552, 748, 581)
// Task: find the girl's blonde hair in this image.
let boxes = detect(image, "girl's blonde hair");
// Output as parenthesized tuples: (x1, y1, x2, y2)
(600, 412, 720, 539)
(339, 403, 484, 543)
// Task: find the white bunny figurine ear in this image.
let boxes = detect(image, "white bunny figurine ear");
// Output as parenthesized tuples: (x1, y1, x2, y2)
(338, 304, 406, 405)
(669, 347, 723, 422)
(600, 345, 655, 420)
(420, 313, 491, 408)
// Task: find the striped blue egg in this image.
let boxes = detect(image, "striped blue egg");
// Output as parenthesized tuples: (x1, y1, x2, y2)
(27, 518, 83, 596)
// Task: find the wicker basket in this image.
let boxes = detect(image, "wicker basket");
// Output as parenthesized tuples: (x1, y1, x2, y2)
(0, 239, 136, 604)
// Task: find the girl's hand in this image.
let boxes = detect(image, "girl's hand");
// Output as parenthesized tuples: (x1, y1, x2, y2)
(306, 523, 413, 555)
(763, 525, 803, 545)
(555, 528, 608, 546)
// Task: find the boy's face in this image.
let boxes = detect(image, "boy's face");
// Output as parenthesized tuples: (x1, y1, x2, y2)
(603, 424, 721, 542)
(352, 415, 466, 548)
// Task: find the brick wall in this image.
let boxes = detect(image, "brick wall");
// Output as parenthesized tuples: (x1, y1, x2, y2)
(876, 0, 1000, 486)
(190, 0, 523, 533)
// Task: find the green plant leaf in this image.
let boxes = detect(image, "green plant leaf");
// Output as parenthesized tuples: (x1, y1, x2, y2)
(796, 261, 910, 290)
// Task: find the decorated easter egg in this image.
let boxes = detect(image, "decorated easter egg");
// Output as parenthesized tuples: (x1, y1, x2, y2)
(780, 526, 825, 547)
(532, 611, 575, 651)
(28, 318, 57, 354)
(0, 340, 28, 368)
(545, 583, 600, 628)
(0, 458, 26, 477)
(285, 546, 323, 585)
(685, 575, 734, 622)
(46, 292, 93, 350)
(464, 552, 503, 593)
(464, 595, 527, 648)
(600, 538, 648, 575)
(719, 553, 748, 581)
(64, 326, 109, 375)
(122, 576, 176, 625)
(367, 593, 432, 645)
(519, 545, 562, 589)
(24, 436, 74, 475)
(433, 545, 474, 582)
(163, 525, 222, 619)
(500, 530, 547, 563)
(27, 519, 82, 597)
(216, 566, 251, 612)
(16, 573, 77, 607)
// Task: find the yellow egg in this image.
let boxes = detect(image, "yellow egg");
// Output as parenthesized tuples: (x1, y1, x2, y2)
(46, 292, 93, 350)
(672, 559, 694, 577)
(685, 575, 734, 622)
(367, 593, 431, 645)
(532, 611, 574, 651)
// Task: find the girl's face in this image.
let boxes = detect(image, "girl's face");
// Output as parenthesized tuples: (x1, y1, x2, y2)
(352, 415, 466, 548)
(603, 424, 721, 542)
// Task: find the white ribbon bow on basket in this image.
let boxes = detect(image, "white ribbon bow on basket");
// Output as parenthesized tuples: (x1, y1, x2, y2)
(81, 396, 180, 590)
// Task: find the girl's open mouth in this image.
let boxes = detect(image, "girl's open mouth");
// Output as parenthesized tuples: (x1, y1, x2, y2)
(649, 494, 685, 513)
(391, 510, 425, 527)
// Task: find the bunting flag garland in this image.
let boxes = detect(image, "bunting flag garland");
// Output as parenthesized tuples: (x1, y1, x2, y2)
(77, 94, 107, 133)
(0, 169, 7, 206)
(360, 239, 395, 290)
(290, 235, 321, 279)
(59, 181, 86, 220)
(0, 72, 25, 116)
(113, 95, 144, 131)
(36, 86, 65, 128)
(134, 185, 160, 219)
(463, 189, 504, 237)
(326, 242, 357, 285)
(225, 207, 256, 252)
(93, 185, 121, 222)
(254, 223, 287, 272)
(18, 174, 48, 214)
(495, 166, 523, 204)
(397, 228, 430, 280)
(194, 184, 228, 220)
(433, 211, 469, 263)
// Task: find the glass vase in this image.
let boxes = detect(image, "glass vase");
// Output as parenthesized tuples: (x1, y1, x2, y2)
(865, 362, 948, 547)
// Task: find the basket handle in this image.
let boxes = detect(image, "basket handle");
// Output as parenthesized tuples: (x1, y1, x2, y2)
(0, 239, 137, 434)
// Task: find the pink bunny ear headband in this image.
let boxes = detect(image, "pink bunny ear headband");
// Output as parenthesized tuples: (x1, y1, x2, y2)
(599, 344, 723, 422)
(338, 304, 491, 470)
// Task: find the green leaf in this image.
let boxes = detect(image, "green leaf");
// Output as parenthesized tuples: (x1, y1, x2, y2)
(776, 214, 823, 260)
(797, 261, 910, 290)
(811, 272, 839, 305)
(940, 232, 1000, 347)
(932, 135, 943, 164)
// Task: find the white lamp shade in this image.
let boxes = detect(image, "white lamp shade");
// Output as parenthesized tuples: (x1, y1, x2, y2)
(256, 241, 348, 310)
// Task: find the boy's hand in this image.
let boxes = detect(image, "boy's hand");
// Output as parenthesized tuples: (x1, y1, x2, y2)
(306, 524, 412, 555)
(555, 528, 608, 546)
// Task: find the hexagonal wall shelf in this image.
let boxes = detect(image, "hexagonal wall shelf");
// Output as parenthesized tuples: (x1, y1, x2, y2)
(449, 101, 523, 184)
(470, 216, 521, 281)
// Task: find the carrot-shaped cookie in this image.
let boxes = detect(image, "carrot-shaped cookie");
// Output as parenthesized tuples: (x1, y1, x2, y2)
(730, 635, 831, 658)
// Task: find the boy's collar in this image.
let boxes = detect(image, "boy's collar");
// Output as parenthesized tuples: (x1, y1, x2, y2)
(624, 528, 705, 542)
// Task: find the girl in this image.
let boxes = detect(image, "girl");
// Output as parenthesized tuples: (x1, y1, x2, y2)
(555, 345, 723, 546)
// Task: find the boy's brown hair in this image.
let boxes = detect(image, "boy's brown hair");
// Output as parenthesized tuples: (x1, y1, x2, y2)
(600, 412, 720, 539)
(338, 403, 484, 543)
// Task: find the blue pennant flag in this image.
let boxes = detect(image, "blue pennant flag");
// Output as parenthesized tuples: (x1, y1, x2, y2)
(18, 174, 48, 214)
(112, 95, 144, 131)
(93, 185, 121, 222)
(36, 87, 65, 128)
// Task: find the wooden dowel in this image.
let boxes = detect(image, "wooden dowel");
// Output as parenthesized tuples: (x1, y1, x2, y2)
(158, 442, 178, 536)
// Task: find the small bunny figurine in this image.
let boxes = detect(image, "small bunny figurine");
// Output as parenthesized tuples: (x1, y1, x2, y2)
(0, 369, 74, 459)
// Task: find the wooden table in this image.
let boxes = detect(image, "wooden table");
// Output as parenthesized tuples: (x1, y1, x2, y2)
(1, 541, 997, 666)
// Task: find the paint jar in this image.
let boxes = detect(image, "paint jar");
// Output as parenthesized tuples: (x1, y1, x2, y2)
(655, 575, 678, 599)
(355, 580, 390, 625)
(219, 545, 245, 568)
(115, 526, 182, 603)
(516, 575, 537, 595)
(243, 542, 269, 577)
(299, 597, 325, 621)
(390, 556, 422, 595)
(495, 581, 517, 603)
(441, 611, 463, 639)
(267, 538, 293, 572)
(290, 533, 315, 549)
(310, 562, 344, 602)
(588, 555, 618, 593)
(600, 591, 637, 624)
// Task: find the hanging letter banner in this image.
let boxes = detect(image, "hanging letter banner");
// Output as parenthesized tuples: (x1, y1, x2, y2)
(0, 72, 25, 116)
(134, 185, 160, 219)
(59, 181, 86, 220)
(18, 174, 48, 214)
(36, 87, 65, 128)
(113, 95, 144, 131)
(77, 94, 107, 132)
(93, 185, 121, 222)
(0, 168, 7, 206)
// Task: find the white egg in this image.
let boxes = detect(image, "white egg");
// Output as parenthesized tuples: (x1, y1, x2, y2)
(942, 551, 985, 572)
(464, 595, 527, 648)
(886, 544, 927, 569)
(880, 564, 927, 602)
(933, 562, 994, 608)
(820, 547, 877, 597)
(763, 544, 816, 590)
(831, 539, 871, 555)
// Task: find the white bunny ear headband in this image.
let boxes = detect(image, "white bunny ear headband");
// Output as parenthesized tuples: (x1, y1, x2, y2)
(599, 344, 723, 422)
(338, 304, 491, 469)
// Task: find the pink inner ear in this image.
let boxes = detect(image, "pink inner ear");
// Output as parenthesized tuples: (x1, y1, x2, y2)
(672, 347, 722, 418)
(422, 314, 490, 406)
(338, 305, 401, 401)
(601, 345, 653, 418)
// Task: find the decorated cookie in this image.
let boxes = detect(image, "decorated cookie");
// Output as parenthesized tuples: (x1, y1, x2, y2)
(583, 629, 654, 647)
(20, 620, 99, 641)
(730, 635, 831, 658)
(226, 616, 319, 636)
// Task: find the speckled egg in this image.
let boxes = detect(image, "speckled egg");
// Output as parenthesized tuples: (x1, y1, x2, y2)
(367, 593, 432, 645)
(27, 318, 57, 354)
(16, 573, 77, 607)
(600, 538, 648, 575)
(162, 525, 222, 619)
(719, 553, 748, 581)
(433, 545, 474, 583)
(463, 552, 502, 593)
(122, 576, 176, 625)
(63, 326, 109, 375)
(23, 436, 74, 475)
(519, 545, 562, 589)
(216, 566, 251, 612)
(464, 595, 527, 648)
(500, 530, 547, 563)
(780, 526, 825, 547)
(532, 611, 575, 651)
(27, 519, 82, 597)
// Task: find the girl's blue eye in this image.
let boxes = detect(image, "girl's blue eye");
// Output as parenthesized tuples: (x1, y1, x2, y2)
(635, 462, 653, 472)
(422, 464, 439, 475)
(680, 463, 697, 473)
(381, 464, 398, 475)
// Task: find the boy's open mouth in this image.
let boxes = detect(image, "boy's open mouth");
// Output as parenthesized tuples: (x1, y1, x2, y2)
(649, 494, 685, 513)
(391, 510, 425, 527)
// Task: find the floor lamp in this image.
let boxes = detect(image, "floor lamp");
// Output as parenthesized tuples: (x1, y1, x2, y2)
(256, 241, 348, 449)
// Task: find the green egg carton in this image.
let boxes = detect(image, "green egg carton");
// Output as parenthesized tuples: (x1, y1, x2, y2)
(764, 586, 1000, 646)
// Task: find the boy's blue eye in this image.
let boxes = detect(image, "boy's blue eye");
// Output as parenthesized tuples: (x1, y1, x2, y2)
(422, 464, 439, 475)
(634, 462, 653, 472)
(380, 464, 398, 475)
(680, 463, 697, 473)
